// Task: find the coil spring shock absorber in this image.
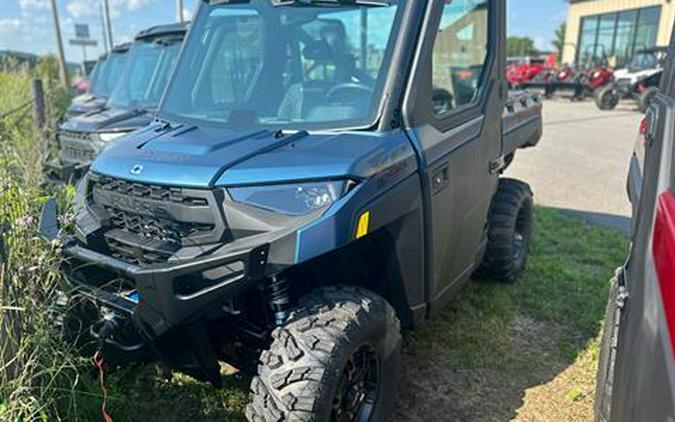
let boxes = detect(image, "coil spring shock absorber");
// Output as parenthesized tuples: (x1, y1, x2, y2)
(266, 276, 291, 326)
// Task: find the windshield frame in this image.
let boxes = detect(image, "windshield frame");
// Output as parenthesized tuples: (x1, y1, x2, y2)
(157, 0, 410, 133)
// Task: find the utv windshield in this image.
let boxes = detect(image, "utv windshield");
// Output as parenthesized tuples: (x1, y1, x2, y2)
(91, 51, 127, 98)
(159, 0, 402, 130)
(88, 59, 104, 88)
(628, 52, 661, 71)
(108, 38, 183, 111)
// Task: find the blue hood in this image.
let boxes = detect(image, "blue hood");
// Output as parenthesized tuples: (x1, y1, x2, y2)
(61, 107, 153, 133)
(90, 123, 416, 188)
(67, 94, 108, 117)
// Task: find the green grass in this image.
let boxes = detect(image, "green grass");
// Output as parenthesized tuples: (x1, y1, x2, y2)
(0, 67, 629, 421)
(399, 207, 627, 421)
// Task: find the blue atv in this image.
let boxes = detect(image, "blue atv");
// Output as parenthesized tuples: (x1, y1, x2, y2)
(42, 0, 542, 420)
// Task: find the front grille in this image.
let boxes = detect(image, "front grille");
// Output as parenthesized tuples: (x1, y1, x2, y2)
(59, 131, 97, 163)
(105, 206, 213, 245)
(88, 174, 224, 265)
(94, 176, 209, 206)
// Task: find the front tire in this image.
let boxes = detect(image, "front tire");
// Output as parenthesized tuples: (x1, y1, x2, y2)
(246, 287, 402, 422)
(475, 178, 534, 283)
(595, 85, 620, 110)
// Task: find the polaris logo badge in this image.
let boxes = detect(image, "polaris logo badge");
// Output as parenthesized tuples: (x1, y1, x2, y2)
(130, 164, 144, 175)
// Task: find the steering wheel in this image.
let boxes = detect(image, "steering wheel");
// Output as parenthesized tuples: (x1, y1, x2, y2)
(326, 83, 373, 103)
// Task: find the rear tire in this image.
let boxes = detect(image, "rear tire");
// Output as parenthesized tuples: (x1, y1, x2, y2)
(638, 87, 659, 113)
(595, 85, 620, 110)
(246, 286, 401, 422)
(474, 178, 534, 283)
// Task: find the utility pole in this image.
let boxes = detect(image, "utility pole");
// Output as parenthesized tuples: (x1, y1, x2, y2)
(100, 0, 109, 55)
(175, 0, 185, 24)
(102, 0, 114, 52)
(49, 0, 69, 88)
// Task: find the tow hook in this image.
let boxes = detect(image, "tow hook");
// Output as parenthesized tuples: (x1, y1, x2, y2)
(96, 314, 119, 349)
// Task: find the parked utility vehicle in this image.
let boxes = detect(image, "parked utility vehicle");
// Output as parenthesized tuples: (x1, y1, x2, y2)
(66, 44, 130, 119)
(506, 56, 547, 89)
(594, 31, 674, 422)
(595, 47, 669, 112)
(46, 23, 187, 183)
(41, 1, 542, 420)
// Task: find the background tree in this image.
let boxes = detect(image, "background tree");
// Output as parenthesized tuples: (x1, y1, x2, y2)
(552, 23, 567, 63)
(507, 36, 537, 57)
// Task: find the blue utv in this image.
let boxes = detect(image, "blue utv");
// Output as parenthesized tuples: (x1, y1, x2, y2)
(66, 43, 131, 119)
(41, 1, 543, 420)
(46, 23, 187, 183)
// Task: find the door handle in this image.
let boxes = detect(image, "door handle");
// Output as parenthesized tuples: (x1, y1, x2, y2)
(432, 163, 450, 195)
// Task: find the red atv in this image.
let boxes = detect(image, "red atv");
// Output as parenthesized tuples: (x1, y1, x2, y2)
(544, 45, 614, 100)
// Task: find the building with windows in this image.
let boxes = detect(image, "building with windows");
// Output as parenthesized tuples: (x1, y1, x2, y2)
(562, 0, 674, 67)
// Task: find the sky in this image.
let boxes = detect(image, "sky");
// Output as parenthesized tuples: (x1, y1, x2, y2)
(0, 0, 568, 63)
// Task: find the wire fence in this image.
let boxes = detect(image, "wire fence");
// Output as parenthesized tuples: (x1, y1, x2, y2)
(0, 99, 32, 120)
(0, 81, 67, 142)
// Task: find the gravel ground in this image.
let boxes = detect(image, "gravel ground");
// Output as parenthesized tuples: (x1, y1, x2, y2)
(507, 98, 644, 234)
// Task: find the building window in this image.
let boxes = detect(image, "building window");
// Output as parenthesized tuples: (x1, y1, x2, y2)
(576, 6, 661, 67)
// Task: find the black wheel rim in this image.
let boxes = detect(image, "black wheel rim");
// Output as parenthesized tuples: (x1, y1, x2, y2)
(602, 92, 617, 108)
(332, 345, 379, 422)
(512, 203, 531, 266)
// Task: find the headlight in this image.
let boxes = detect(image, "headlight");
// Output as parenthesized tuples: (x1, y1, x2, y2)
(229, 181, 349, 216)
(98, 132, 127, 143)
(73, 173, 89, 214)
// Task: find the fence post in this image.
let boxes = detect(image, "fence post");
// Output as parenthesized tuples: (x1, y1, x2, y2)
(31, 79, 46, 130)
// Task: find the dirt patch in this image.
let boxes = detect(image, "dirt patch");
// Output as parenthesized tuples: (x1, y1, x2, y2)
(395, 315, 597, 422)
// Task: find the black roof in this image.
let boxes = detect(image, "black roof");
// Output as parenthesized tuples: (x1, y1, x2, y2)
(97, 42, 131, 61)
(135, 22, 189, 42)
(112, 42, 132, 54)
(636, 46, 669, 54)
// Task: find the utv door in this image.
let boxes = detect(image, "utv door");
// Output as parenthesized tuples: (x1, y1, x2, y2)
(402, 0, 506, 314)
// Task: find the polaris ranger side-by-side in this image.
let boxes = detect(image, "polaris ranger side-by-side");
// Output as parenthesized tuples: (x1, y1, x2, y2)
(41, 1, 542, 420)
(46, 24, 188, 183)
(66, 44, 131, 119)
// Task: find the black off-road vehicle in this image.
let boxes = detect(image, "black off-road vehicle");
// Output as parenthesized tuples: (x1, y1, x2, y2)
(41, 1, 543, 420)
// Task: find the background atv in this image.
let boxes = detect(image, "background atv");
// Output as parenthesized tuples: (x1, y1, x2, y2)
(42, 1, 543, 421)
(595, 47, 669, 112)
(544, 45, 614, 101)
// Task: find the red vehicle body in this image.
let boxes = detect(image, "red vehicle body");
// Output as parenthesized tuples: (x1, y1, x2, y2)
(506, 55, 552, 88)
(587, 66, 615, 89)
(525, 47, 614, 100)
(71, 76, 90, 95)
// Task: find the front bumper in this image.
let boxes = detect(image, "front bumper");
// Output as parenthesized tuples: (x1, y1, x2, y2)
(40, 200, 275, 381)
(62, 241, 269, 340)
